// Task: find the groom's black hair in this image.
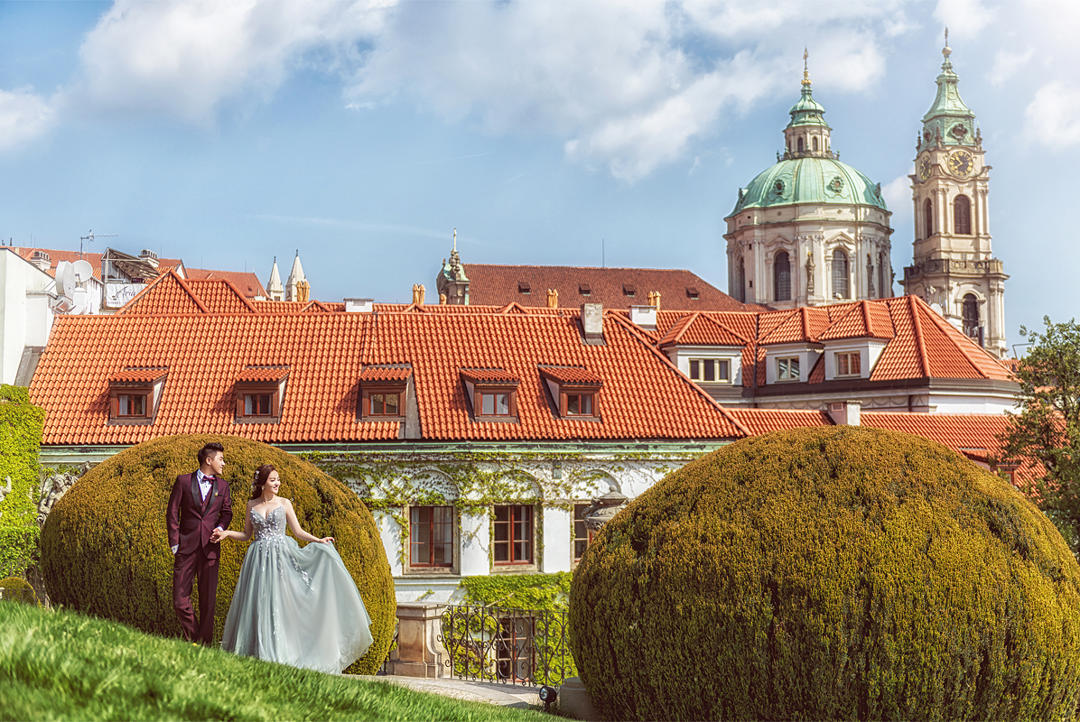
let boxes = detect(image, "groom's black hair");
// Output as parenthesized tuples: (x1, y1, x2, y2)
(198, 442, 225, 466)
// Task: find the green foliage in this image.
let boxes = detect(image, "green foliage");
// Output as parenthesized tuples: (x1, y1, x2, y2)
(0, 385, 45, 579)
(39, 434, 396, 674)
(0, 601, 546, 721)
(998, 317, 1080, 555)
(570, 427, 1080, 721)
(458, 572, 571, 610)
(0, 576, 39, 605)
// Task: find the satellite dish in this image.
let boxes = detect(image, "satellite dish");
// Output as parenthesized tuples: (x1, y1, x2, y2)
(73, 260, 94, 285)
(70, 288, 89, 315)
(55, 261, 74, 297)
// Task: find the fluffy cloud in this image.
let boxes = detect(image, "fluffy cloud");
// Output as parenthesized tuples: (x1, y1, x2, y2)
(882, 173, 913, 223)
(20, 0, 920, 173)
(1025, 82, 1080, 146)
(0, 89, 56, 151)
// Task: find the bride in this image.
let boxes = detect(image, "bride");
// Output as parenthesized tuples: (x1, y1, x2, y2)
(216, 465, 374, 673)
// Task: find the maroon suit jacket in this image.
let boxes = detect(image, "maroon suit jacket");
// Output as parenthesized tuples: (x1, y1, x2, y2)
(167, 472, 234, 558)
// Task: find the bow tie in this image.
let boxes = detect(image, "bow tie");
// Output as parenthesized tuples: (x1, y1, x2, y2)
(201, 476, 215, 482)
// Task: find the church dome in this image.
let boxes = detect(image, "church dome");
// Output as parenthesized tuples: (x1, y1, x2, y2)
(730, 156, 888, 215)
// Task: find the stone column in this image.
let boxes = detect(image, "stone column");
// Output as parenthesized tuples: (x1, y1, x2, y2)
(386, 602, 450, 678)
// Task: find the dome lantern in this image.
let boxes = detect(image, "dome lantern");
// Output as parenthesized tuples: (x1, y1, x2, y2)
(784, 50, 834, 159)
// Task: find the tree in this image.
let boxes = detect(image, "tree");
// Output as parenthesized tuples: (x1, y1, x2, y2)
(998, 317, 1080, 553)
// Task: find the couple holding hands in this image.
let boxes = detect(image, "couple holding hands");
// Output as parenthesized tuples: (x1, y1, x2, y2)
(166, 442, 373, 673)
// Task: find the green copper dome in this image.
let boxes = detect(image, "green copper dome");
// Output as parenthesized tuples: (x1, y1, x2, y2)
(730, 156, 888, 215)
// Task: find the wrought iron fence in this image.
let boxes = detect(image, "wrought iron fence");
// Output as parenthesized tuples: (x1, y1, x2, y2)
(438, 604, 574, 687)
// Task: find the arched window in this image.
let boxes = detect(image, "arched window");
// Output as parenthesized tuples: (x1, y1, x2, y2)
(797, 137, 804, 153)
(923, 198, 933, 237)
(812, 136, 818, 152)
(832, 249, 849, 299)
(774, 251, 791, 302)
(954, 195, 972, 234)
(879, 252, 889, 298)
(962, 293, 981, 343)
(735, 257, 746, 302)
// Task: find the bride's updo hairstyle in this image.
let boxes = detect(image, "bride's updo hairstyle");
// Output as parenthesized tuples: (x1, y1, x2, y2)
(251, 464, 277, 500)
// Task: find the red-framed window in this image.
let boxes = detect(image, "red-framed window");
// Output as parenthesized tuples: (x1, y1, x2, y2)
(480, 391, 512, 416)
(235, 383, 281, 420)
(409, 505, 454, 568)
(564, 393, 593, 416)
(116, 393, 148, 418)
(244, 392, 273, 416)
(572, 502, 596, 563)
(495, 615, 535, 682)
(370, 392, 401, 416)
(493, 504, 533, 565)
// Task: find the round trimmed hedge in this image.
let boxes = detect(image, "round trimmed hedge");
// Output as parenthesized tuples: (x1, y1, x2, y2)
(40, 435, 395, 673)
(569, 427, 1080, 720)
(0, 576, 38, 605)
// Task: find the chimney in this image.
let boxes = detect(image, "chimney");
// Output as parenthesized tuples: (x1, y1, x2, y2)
(412, 284, 426, 306)
(648, 290, 661, 310)
(581, 303, 604, 345)
(139, 249, 159, 269)
(630, 305, 657, 331)
(826, 400, 861, 426)
(30, 250, 51, 272)
(296, 279, 310, 303)
(344, 298, 374, 313)
(547, 288, 559, 309)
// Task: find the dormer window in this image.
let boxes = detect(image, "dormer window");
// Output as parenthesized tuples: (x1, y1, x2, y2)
(234, 365, 289, 423)
(517, 281, 531, 294)
(686, 286, 700, 300)
(540, 366, 602, 420)
(578, 283, 591, 296)
(108, 367, 167, 424)
(689, 358, 731, 383)
(834, 351, 861, 377)
(777, 356, 800, 382)
(359, 365, 411, 421)
(461, 369, 519, 422)
(622, 284, 636, 298)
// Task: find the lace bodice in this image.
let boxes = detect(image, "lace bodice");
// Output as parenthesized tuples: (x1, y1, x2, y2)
(251, 504, 287, 541)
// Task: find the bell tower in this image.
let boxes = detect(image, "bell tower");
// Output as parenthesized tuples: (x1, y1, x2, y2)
(902, 31, 1007, 358)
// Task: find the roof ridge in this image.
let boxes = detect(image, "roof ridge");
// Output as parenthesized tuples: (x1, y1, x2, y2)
(914, 296, 989, 378)
(860, 300, 872, 335)
(907, 295, 930, 377)
(606, 312, 749, 438)
(223, 278, 256, 312)
(699, 312, 752, 344)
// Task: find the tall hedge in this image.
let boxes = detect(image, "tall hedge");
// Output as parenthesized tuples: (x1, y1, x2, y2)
(0, 385, 45, 579)
(570, 426, 1080, 721)
(40, 434, 395, 674)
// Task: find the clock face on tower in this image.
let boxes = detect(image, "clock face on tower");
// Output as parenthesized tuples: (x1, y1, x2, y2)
(918, 156, 932, 181)
(947, 150, 974, 178)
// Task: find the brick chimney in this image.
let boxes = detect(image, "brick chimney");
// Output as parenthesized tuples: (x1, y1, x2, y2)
(547, 288, 559, 309)
(412, 284, 425, 306)
(581, 303, 604, 345)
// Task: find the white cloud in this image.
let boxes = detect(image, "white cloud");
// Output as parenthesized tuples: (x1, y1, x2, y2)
(0, 89, 56, 151)
(52, 0, 924, 175)
(989, 48, 1033, 86)
(882, 172, 913, 222)
(77, 0, 390, 123)
(1024, 82, 1080, 146)
(933, 0, 994, 40)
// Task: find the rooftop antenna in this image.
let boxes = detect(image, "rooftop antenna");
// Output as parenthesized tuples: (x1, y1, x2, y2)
(602, 238, 605, 268)
(79, 229, 118, 258)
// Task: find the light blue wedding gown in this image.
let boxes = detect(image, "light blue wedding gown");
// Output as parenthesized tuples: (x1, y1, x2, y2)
(220, 504, 374, 673)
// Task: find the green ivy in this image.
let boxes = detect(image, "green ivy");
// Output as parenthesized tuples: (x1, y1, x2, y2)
(0, 385, 44, 579)
(458, 572, 572, 610)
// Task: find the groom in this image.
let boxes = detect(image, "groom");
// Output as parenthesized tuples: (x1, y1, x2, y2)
(167, 442, 233, 644)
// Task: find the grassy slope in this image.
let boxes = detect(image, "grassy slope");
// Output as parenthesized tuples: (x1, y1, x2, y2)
(0, 602, 544, 721)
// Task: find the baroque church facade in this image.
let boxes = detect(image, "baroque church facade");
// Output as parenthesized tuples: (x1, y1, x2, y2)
(726, 41, 1008, 358)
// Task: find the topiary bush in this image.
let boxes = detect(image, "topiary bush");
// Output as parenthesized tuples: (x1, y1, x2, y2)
(0, 576, 39, 605)
(0, 385, 45, 579)
(570, 426, 1080, 721)
(40, 434, 395, 673)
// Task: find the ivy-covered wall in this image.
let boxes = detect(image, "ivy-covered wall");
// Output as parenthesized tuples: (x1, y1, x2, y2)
(303, 446, 713, 597)
(0, 385, 45, 579)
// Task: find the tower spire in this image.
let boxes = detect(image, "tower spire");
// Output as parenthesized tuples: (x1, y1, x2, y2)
(802, 47, 810, 87)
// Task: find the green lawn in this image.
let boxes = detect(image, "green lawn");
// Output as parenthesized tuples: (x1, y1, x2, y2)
(0, 601, 546, 721)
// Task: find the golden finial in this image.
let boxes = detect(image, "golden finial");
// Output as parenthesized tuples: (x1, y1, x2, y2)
(802, 47, 811, 86)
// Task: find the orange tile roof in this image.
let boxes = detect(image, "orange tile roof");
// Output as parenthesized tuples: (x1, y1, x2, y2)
(359, 366, 412, 383)
(184, 279, 256, 313)
(183, 268, 267, 299)
(31, 309, 745, 444)
(235, 366, 290, 383)
(725, 408, 832, 434)
(818, 300, 894, 341)
(118, 271, 208, 315)
(657, 312, 750, 348)
(539, 366, 603, 386)
(460, 368, 520, 384)
(109, 367, 168, 384)
(463, 264, 762, 311)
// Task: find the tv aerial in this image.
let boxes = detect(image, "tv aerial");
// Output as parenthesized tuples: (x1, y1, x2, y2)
(79, 229, 117, 257)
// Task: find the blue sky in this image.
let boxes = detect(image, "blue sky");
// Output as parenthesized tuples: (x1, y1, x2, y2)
(0, 0, 1074, 353)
